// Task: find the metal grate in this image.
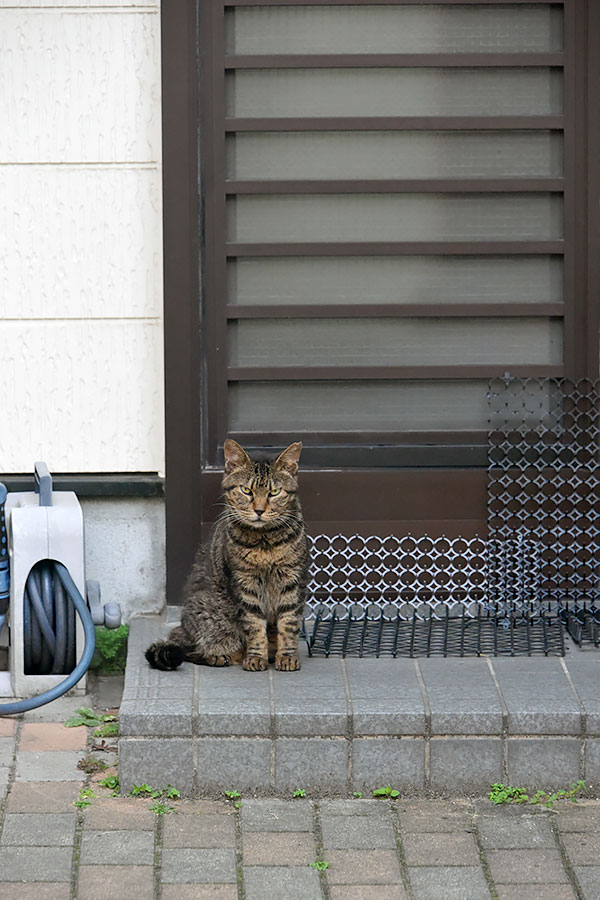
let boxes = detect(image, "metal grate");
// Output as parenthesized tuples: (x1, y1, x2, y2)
(302, 378, 600, 655)
(487, 376, 600, 610)
(305, 605, 565, 658)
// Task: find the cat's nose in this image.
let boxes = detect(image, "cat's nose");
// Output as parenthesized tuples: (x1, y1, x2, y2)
(254, 507, 265, 516)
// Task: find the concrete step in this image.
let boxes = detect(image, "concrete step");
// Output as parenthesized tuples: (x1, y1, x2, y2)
(118, 613, 600, 798)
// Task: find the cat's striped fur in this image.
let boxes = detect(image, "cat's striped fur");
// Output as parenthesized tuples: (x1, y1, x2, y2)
(145, 440, 309, 672)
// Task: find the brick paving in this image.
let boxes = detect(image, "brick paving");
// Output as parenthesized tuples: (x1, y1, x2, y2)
(2, 689, 600, 898)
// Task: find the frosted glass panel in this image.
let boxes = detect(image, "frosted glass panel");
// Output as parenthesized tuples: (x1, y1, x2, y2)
(227, 69, 563, 118)
(229, 381, 491, 431)
(228, 194, 563, 242)
(226, 5, 563, 54)
(228, 318, 562, 367)
(228, 257, 563, 306)
(227, 131, 563, 180)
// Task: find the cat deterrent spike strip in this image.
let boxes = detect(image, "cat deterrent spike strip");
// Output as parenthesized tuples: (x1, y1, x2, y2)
(0, 463, 120, 714)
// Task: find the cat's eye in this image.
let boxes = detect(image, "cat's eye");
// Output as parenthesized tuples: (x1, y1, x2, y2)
(239, 486, 252, 496)
(269, 489, 281, 497)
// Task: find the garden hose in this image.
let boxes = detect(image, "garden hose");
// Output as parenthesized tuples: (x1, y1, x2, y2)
(0, 560, 96, 716)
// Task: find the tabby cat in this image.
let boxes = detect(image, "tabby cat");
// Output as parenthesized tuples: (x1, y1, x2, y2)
(145, 439, 310, 672)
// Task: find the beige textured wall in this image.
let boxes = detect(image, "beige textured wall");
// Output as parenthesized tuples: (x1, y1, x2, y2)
(0, 0, 164, 473)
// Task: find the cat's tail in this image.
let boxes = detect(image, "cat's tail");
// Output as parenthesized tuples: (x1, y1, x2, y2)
(145, 625, 189, 671)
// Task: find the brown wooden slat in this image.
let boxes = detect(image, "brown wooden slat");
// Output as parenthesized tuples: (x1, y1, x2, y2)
(226, 241, 565, 257)
(227, 364, 564, 380)
(225, 0, 562, 6)
(225, 53, 564, 69)
(226, 179, 565, 194)
(226, 303, 565, 319)
(226, 116, 565, 132)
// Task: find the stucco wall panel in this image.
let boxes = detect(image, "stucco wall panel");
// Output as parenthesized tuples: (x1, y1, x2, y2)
(1, 165, 162, 319)
(0, 319, 164, 472)
(0, 9, 160, 163)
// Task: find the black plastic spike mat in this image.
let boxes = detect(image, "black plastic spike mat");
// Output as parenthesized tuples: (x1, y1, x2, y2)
(303, 606, 567, 658)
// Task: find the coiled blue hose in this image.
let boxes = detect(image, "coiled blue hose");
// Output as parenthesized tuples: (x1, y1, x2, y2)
(0, 561, 96, 716)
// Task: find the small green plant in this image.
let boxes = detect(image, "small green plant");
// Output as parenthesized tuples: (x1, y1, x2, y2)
(150, 801, 174, 815)
(373, 786, 400, 799)
(73, 788, 97, 810)
(90, 624, 129, 674)
(293, 788, 307, 798)
(65, 707, 117, 729)
(353, 791, 363, 799)
(164, 785, 181, 800)
(489, 781, 585, 809)
(131, 783, 162, 799)
(98, 774, 120, 795)
(77, 755, 108, 775)
(234, 801, 242, 809)
(310, 860, 330, 871)
(225, 789, 242, 800)
(94, 721, 119, 739)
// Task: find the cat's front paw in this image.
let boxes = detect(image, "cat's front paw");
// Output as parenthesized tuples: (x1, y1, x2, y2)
(275, 654, 301, 672)
(243, 654, 268, 672)
(205, 654, 230, 667)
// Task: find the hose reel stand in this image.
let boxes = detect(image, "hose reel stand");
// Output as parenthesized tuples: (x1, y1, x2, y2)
(0, 463, 121, 714)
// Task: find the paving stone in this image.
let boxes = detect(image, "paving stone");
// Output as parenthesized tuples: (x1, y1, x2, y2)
(329, 887, 408, 900)
(15, 750, 84, 782)
(161, 848, 237, 883)
(163, 813, 236, 848)
(0, 812, 76, 846)
(196, 737, 272, 793)
(417, 658, 502, 735)
(120, 617, 195, 737)
(563, 656, 600, 734)
(273, 658, 348, 736)
(275, 737, 348, 793)
(402, 831, 480, 866)
(555, 799, 600, 832)
(243, 866, 323, 900)
(486, 849, 569, 884)
(0, 885, 71, 899)
(21, 693, 92, 723)
(176, 799, 235, 816)
(326, 849, 402, 884)
(0, 717, 17, 736)
(19, 722, 87, 751)
(79, 829, 155, 865)
(585, 739, 600, 787)
(242, 830, 316, 865)
(0, 737, 14, 767)
(491, 658, 581, 735)
(242, 798, 314, 832)
(77, 865, 154, 900)
(82, 798, 156, 830)
(162, 888, 238, 900)
(396, 800, 473, 833)
(321, 814, 396, 850)
(561, 831, 600, 865)
(351, 737, 425, 793)
(196, 664, 271, 736)
(507, 739, 581, 789)
(0, 767, 9, 793)
(429, 737, 502, 792)
(119, 738, 195, 795)
(345, 658, 427, 736)
(407, 866, 491, 900)
(320, 800, 391, 817)
(573, 867, 600, 900)
(495, 886, 576, 900)
(6, 780, 83, 812)
(475, 812, 556, 849)
(0, 846, 73, 882)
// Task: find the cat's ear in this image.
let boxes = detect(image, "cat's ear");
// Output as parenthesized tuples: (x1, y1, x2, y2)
(274, 442, 303, 476)
(224, 439, 251, 474)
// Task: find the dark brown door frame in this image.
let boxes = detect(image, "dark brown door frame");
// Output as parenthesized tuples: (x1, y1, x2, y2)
(162, 0, 600, 603)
